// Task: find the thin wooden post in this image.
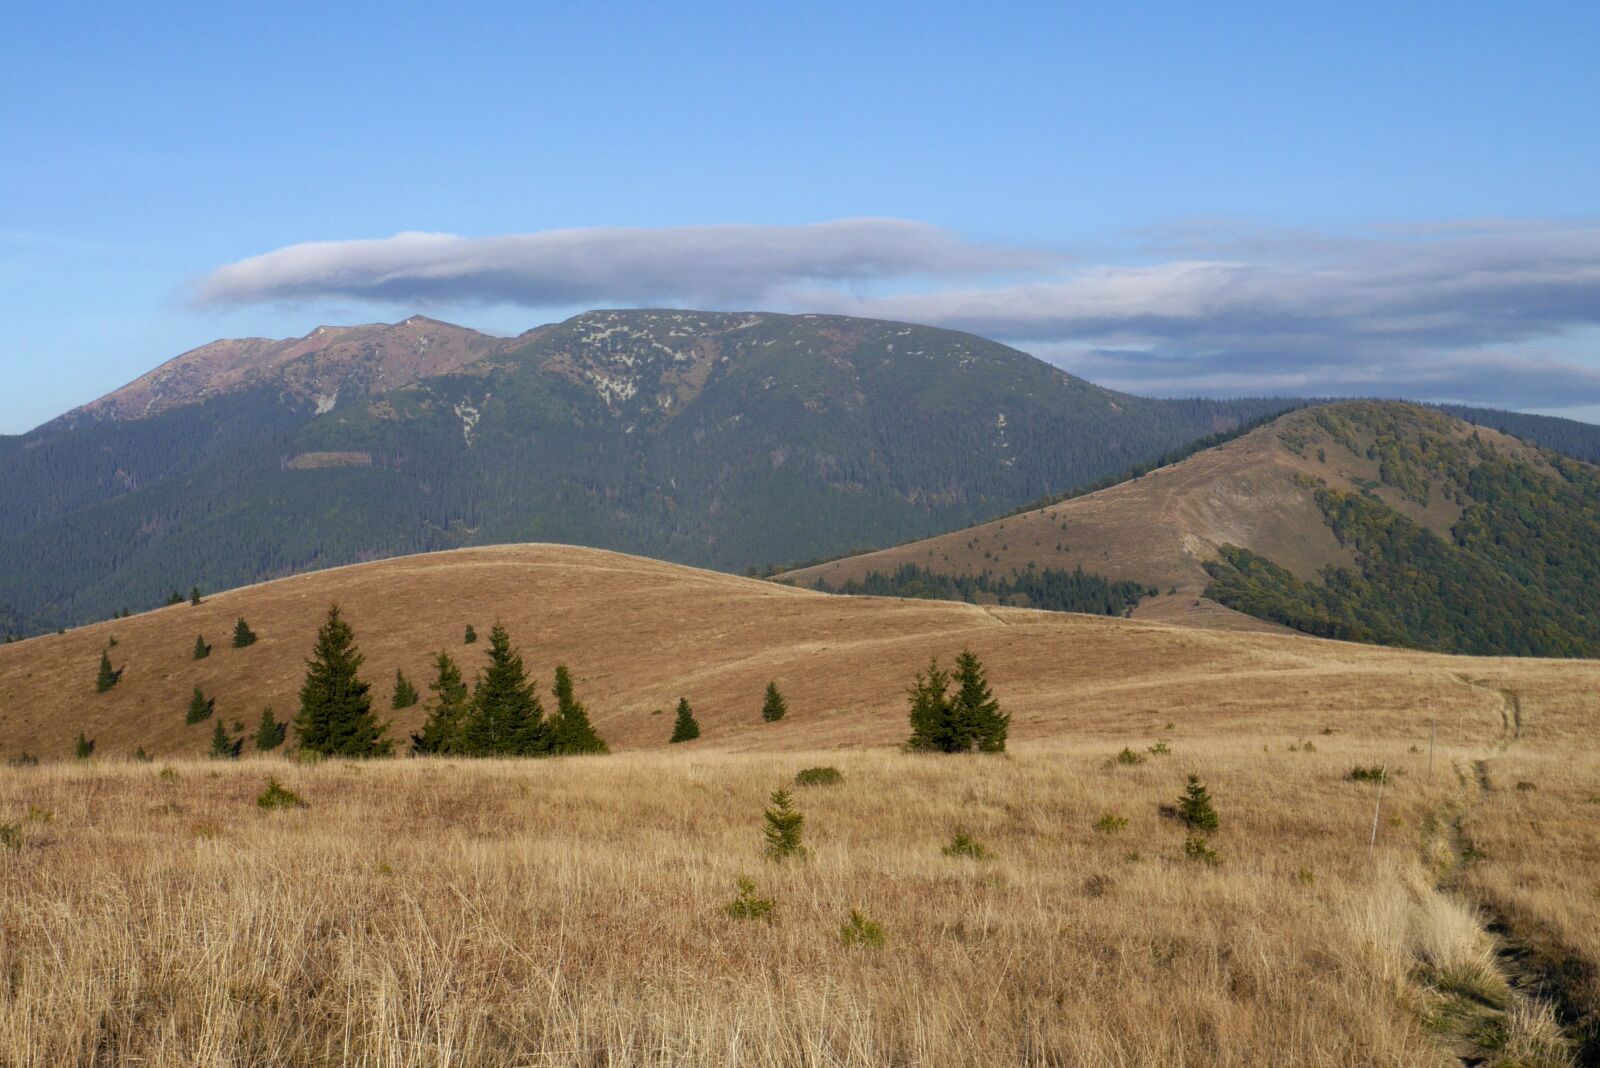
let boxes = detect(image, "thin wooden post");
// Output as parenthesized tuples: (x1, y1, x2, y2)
(1368, 763, 1388, 853)
(1429, 717, 1436, 782)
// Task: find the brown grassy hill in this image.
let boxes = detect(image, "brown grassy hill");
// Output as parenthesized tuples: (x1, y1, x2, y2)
(1, 542, 1594, 760)
(779, 400, 1554, 631)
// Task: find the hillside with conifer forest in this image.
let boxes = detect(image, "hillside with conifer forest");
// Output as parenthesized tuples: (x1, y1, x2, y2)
(784, 400, 1600, 657)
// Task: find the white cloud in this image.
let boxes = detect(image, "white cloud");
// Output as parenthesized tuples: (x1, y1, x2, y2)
(193, 217, 1600, 408)
(192, 219, 1052, 308)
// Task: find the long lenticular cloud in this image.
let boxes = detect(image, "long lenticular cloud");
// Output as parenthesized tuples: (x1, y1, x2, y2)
(192, 217, 1600, 407)
(192, 219, 1055, 308)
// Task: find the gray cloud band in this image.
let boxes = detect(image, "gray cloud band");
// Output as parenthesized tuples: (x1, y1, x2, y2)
(193, 219, 1600, 407)
(192, 219, 1053, 308)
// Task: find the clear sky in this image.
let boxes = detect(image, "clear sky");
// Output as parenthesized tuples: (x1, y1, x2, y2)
(4, 0, 1599, 432)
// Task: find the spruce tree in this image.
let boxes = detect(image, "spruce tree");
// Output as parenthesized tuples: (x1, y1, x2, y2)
(254, 706, 286, 751)
(761, 681, 788, 723)
(75, 733, 95, 760)
(232, 618, 257, 648)
(669, 697, 700, 743)
(186, 685, 214, 724)
(762, 788, 806, 860)
(294, 604, 391, 758)
(392, 669, 419, 709)
(412, 652, 471, 755)
(952, 650, 1007, 752)
(905, 658, 953, 751)
(459, 625, 548, 756)
(166, 591, 184, 607)
(95, 651, 120, 693)
(1177, 775, 1219, 834)
(209, 719, 239, 759)
(463, 624, 477, 644)
(550, 664, 608, 754)
(190, 585, 202, 606)
(193, 634, 211, 660)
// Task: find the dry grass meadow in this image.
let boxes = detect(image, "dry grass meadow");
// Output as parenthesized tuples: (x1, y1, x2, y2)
(1, 545, 1597, 1065)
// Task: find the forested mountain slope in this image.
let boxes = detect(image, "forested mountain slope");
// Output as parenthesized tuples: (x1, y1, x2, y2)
(783, 401, 1600, 657)
(0, 317, 499, 537)
(1435, 403, 1600, 463)
(0, 311, 1290, 633)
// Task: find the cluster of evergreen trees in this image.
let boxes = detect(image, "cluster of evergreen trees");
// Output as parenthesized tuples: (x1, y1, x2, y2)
(905, 650, 1008, 753)
(813, 563, 1152, 617)
(291, 608, 609, 759)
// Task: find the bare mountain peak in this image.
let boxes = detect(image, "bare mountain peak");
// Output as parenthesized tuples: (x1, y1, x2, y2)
(69, 316, 501, 423)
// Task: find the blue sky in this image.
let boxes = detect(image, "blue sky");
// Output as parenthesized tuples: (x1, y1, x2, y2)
(4, 1, 1599, 432)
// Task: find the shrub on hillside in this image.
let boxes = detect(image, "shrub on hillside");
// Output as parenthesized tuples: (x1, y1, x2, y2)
(794, 766, 842, 786)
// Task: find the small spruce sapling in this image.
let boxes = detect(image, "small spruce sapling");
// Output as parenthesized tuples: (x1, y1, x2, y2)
(942, 829, 988, 859)
(256, 777, 304, 810)
(762, 788, 806, 861)
(463, 624, 477, 644)
(722, 876, 775, 921)
(186, 685, 215, 725)
(839, 909, 885, 947)
(190, 585, 202, 607)
(254, 706, 286, 751)
(231, 618, 257, 648)
(550, 665, 608, 754)
(391, 669, 419, 709)
(1177, 775, 1219, 834)
(209, 719, 240, 759)
(74, 733, 95, 760)
(193, 634, 211, 660)
(669, 697, 700, 743)
(95, 651, 121, 693)
(761, 681, 788, 723)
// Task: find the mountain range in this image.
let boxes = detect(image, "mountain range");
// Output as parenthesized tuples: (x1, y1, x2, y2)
(0, 310, 1297, 634)
(4, 310, 1599, 653)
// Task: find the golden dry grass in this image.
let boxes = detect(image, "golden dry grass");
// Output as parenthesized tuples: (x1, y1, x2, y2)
(0, 735, 1571, 1067)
